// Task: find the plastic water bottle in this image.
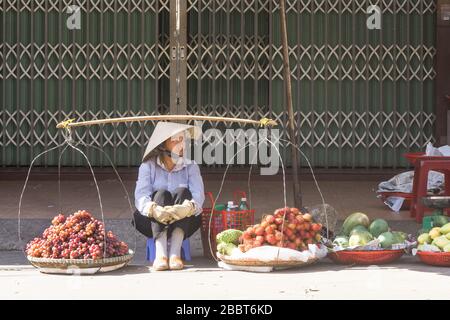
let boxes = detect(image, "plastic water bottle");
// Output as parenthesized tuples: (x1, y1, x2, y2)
(226, 201, 235, 212)
(226, 201, 235, 228)
(238, 198, 248, 210)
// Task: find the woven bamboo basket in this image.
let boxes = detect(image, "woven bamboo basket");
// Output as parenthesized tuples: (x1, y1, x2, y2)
(416, 251, 450, 267)
(27, 250, 134, 274)
(216, 253, 319, 268)
(328, 249, 405, 265)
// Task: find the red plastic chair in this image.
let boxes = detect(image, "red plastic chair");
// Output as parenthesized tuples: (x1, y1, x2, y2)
(409, 156, 450, 222)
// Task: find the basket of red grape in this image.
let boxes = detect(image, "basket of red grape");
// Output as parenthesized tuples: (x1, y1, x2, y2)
(26, 210, 134, 274)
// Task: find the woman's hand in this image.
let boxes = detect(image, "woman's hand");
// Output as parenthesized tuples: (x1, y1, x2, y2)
(164, 200, 196, 221)
(147, 203, 172, 224)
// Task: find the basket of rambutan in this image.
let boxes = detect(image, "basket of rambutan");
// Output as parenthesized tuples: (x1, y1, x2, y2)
(26, 210, 134, 274)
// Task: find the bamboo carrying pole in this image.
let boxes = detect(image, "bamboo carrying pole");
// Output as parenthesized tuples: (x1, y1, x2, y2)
(56, 115, 277, 129)
(279, 0, 302, 208)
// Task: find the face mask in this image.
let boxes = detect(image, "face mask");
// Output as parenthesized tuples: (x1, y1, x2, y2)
(161, 148, 184, 163)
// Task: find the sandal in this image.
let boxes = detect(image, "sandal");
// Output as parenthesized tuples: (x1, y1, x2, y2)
(152, 257, 169, 271)
(169, 256, 184, 270)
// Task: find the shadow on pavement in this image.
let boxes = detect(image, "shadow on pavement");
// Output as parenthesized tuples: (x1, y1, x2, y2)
(343, 260, 450, 277)
(2, 251, 449, 278)
(274, 257, 450, 277)
(79, 256, 450, 277)
(92, 258, 221, 276)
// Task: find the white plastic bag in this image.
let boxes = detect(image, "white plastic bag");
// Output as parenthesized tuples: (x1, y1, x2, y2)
(223, 244, 327, 263)
(383, 196, 405, 213)
(332, 239, 415, 252)
(217, 244, 328, 272)
(425, 142, 450, 157)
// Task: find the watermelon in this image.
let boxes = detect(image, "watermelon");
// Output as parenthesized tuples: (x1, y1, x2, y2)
(378, 232, 397, 249)
(341, 212, 370, 236)
(432, 215, 448, 227)
(369, 219, 389, 237)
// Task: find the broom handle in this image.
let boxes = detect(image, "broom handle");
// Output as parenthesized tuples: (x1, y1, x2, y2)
(56, 115, 277, 129)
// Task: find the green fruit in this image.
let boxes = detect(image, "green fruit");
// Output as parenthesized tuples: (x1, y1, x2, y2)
(429, 227, 441, 240)
(217, 242, 237, 256)
(369, 219, 389, 237)
(349, 231, 373, 247)
(417, 244, 441, 252)
(225, 243, 237, 256)
(418, 233, 431, 245)
(446, 233, 450, 240)
(349, 225, 369, 236)
(342, 212, 370, 236)
(217, 242, 227, 253)
(333, 236, 349, 248)
(417, 244, 426, 251)
(429, 245, 441, 252)
(378, 231, 397, 249)
(431, 235, 450, 250)
(216, 229, 243, 245)
(440, 222, 450, 235)
(443, 243, 450, 252)
(431, 215, 449, 227)
(392, 231, 407, 244)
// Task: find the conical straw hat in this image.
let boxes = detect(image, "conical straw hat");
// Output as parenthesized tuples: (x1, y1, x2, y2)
(142, 122, 201, 161)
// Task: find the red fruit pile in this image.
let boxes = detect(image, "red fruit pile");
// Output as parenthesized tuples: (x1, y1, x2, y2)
(26, 210, 129, 259)
(238, 207, 322, 252)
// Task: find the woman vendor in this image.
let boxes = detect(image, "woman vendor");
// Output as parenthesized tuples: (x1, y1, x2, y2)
(133, 122, 205, 271)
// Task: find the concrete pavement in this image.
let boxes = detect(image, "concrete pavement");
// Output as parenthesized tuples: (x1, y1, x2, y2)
(1, 251, 449, 300)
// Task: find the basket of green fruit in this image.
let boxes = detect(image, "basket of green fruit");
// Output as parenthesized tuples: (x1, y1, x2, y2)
(327, 212, 413, 265)
(416, 251, 450, 267)
(415, 222, 450, 267)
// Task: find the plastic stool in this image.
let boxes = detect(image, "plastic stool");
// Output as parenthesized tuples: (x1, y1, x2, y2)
(146, 238, 191, 263)
(410, 157, 450, 222)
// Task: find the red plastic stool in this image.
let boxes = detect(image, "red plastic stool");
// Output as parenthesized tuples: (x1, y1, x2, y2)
(410, 157, 450, 222)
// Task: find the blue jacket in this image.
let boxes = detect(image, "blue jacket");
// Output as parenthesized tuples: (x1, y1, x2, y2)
(135, 157, 205, 216)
